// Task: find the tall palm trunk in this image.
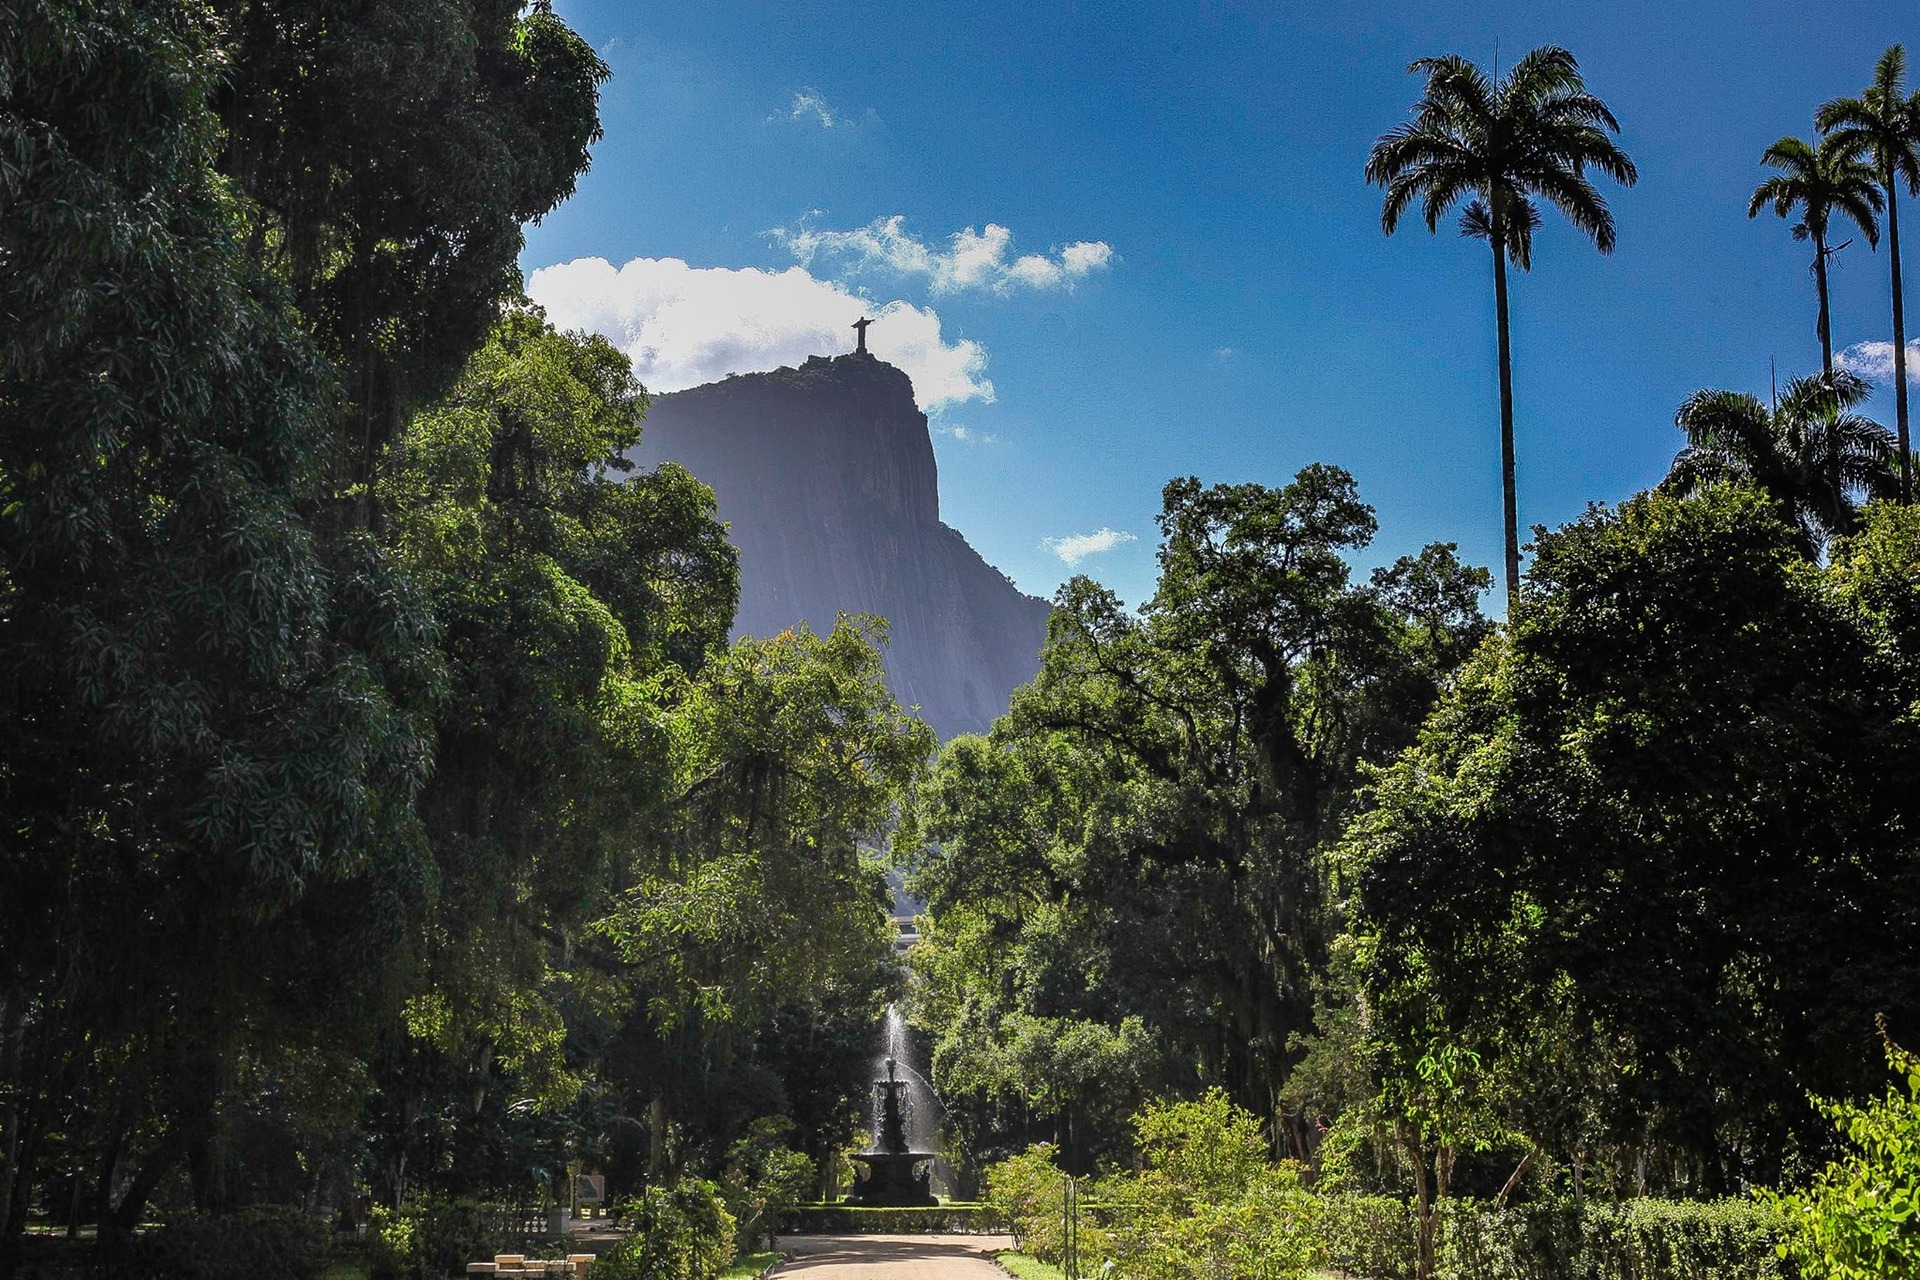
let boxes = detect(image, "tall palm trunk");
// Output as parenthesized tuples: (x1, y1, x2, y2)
(1889, 181, 1913, 502)
(1815, 232, 1835, 376)
(1491, 226, 1520, 605)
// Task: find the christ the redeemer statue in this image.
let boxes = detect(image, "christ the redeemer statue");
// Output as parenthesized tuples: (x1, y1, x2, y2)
(852, 315, 872, 353)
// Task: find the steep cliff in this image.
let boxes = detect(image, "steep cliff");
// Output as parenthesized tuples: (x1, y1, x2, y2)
(628, 353, 1052, 739)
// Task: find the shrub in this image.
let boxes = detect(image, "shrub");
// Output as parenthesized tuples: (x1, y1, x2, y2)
(598, 1181, 736, 1280)
(367, 1203, 417, 1280)
(1318, 1194, 1417, 1280)
(1768, 1027, 1920, 1280)
(723, 1118, 816, 1250)
(132, 1205, 330, 1280)
(985, 1144, 1067, 1260)
(1104, 1162, 1318, 1280)
(366, 1198, 540, 1279)
(413, 1199, 524, 1279)
(1100, 1092, 1320, 1280)
(1431, 1197, 1796, 1280)
(1596, 1198, 1797, 1279)
(780, 1204, 1006, 1234)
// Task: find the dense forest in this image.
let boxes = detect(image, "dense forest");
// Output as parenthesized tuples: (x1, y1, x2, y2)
(5, 6, 1920, 1280)
(2, 4, 924, 1276)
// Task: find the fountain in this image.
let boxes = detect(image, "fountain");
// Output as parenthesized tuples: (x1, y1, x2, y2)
(844, 1007, 942, 1206)
(845, 1055, 938, 1206)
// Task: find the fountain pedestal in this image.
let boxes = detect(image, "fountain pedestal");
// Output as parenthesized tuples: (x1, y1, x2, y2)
(845, 1057, 938, 1207)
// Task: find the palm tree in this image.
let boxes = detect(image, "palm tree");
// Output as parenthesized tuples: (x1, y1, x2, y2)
(1749, 132, 1882, 378)
(1662, 371, 1899, 554)
(1819, 44, 1920, 503)
(1366, 46, 1637, 607)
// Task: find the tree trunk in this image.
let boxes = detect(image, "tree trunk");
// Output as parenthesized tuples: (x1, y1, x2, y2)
(95, 1141, 179, 1269)
(648, 1095, 667, 1178)
(1404, 1124, 1436, 1280)
(1890, 181, 1912, 502)
(0, 985, 26, 1252)
(1491, 228, 1520, 606)
(1816, 233, 1834, 377)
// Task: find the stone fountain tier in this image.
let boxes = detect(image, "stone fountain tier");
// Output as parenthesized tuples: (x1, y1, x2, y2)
(845, 1149, 937, 1207)
(845, 1057, 938, 1207)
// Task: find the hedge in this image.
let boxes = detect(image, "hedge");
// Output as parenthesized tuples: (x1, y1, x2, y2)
(1306, 1195, 1796, 1280)
(1434, 1197, 1798, 1280)
(132, 1206, 331, 1280)
(780, 1202, 1005, 1234)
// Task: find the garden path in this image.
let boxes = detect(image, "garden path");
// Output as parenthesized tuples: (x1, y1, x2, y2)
(774, 1233, 1018, 1280)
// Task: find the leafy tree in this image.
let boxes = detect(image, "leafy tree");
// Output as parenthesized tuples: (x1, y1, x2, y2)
(1820, 44, 1920, 501)
(586, 617, 931, 1187)
(904, 468, 1489, 1168)
(1662, 370, 1899, 553)
(1, 2, 445, 1262)
(1750, 131, 1883, 377)
(1366, 46, 1637, 604)
(364, 307, 738, 1204)
(210, 0, 611, 516)
(1351, 485, 1920, 1196)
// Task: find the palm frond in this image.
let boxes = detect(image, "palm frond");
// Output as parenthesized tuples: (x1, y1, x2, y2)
(1527, 168, 1615, 253)
(1368, 42, 1633, 269)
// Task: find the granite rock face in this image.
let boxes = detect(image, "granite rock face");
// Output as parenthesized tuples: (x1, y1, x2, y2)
(628, 353, 1052, 740)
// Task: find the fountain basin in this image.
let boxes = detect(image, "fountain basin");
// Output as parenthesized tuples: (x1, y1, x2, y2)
(845, 1151, 938, 1207)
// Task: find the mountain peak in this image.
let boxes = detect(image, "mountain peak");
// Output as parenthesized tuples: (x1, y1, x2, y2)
(630, 357, 1050, 739)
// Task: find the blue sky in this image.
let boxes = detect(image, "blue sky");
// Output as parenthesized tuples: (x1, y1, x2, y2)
(526, 0, 1918, 613)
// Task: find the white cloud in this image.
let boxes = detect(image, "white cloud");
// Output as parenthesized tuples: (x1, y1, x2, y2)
(526, 256, 993, 411)
(1060, 241, 1114, 275)
(772, 215, 1115, 295)
(1213, 346, 1239, 360)
(1042, 527, 1137, 566)
(934, 423, 999, 445)
(1838, 339, 1920, 385)
(783, 88, 839, 128)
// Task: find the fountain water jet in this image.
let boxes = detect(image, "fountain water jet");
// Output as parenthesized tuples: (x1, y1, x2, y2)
(844, 1006, 941, 1206)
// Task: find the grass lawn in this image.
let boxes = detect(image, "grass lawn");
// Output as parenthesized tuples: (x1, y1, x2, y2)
(999, 1251, 1346, 1280)
(723, 1249, 784, 1279)
(995, 1253, 1063, 1280)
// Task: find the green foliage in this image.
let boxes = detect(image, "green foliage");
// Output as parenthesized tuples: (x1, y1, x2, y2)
(600, 1182, 736, 1280)
(1101, 1093, 1323, 1280)
(367, 1199, 539, 1280)
(1663, 371, 1898, 553)
(986, 1144, 1069, 1259)
(599, 615, 931, 1027)
(1769, 1028, 1920, 1279)
(721, 1251, 784, 1280)
(132, 1207, 331, 1280)
(996, 1253, 1068, 1280)
(983, 1095, 1333, 1280)
(781, 1205, 1006, 1234)
(723, 1118, 815, 1250)
(1317, 1195, 1418, 1280)
(213, 0, 612, 474)
(1433, 1198, 1796, 1280)
(366, 1204, 418, 1280)
(1351, 485, 1920, 1192)
(0, 0, 449, 1252)
(904, 468, 1488, 1169)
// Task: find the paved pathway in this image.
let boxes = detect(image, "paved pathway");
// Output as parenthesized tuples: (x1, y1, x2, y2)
(775, 1234, 1017, 1280)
